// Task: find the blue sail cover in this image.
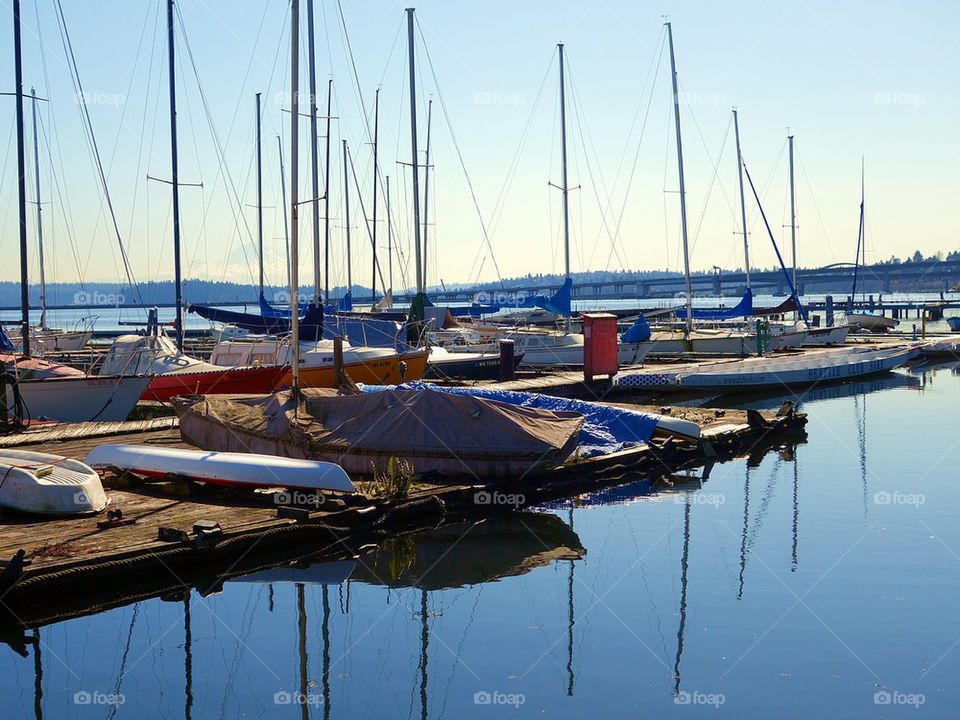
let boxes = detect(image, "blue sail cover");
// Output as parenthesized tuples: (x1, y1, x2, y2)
(336, 291, 353, 312)
(360, 382, 659, 457)
(620, 314, 651, 343)
(188, 302, 325, 341)
(258, 293, 310, 319)
(679, 289, 753, 320)
(511, 277, 573, 317)
(0, 324, 14, 353)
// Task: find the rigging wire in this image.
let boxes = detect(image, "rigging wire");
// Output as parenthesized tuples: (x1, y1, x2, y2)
(416, 17, 504, 286)
(52, 0, 144, 306)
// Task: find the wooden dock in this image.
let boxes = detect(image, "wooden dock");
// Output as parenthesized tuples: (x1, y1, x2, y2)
(0, 401, 805, 638)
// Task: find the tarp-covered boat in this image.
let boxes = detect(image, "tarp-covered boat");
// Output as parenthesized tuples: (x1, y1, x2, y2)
(174, 388, 584, 479)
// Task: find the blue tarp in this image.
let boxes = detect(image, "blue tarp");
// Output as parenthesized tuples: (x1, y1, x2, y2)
(679, 289, 753, 320)
(337, 291, 353, 312)
(360, 382, 659, 457)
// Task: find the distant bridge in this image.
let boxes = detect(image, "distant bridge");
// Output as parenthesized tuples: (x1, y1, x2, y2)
(354, 258, 960, 305)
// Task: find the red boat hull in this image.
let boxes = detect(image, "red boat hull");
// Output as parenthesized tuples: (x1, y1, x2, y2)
(142, 365, 287, 403)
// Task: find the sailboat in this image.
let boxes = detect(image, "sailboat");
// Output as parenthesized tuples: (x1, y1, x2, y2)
(645, 25, 769, 357)
(845, 160, 896, 332)
(5, 88, 94, 355)
(2, 0, 149, 422)
(465, 45, 651, 367)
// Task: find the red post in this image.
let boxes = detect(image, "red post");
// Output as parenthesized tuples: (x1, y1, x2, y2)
(583, 312, 618, 381)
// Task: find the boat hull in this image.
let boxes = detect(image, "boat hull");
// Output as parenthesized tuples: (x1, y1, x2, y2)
(847, 313, 897, 332)
(283, 349, 430, 388)
(0, 450, 106, 515)
(425, 351, 524, 380)
(84, 444, 355, 492)
(802, 325, 850, 346)
(12, 375, 151, 422)
(674, 346, 919, 390)
(143, 365, 287, 403)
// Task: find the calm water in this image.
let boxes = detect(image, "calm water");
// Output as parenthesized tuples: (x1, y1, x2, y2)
(2, 361, 959, 718)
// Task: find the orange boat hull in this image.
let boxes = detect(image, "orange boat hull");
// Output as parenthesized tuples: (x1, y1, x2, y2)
(277, 349, 430, 389)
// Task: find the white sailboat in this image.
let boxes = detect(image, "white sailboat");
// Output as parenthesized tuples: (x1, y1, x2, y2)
(7, 88, 94, 354)
(4, 0, 148, 423)
(845, 160, 896, 332)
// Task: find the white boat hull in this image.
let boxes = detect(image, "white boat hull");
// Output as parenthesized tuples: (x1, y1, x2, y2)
(84, 444, 355, 492)
(0, 450, 107, 515)
(648, 330, 761, 356)
(11, 375, 150, 422)
(513, 341, 652, 367)
(674, 346, 919, 390)
(803, 325, 850, 346)
(10, 328, 93, 353)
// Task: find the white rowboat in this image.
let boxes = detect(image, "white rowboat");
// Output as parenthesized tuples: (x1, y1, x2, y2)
(84, 444, 356, 493)
(0, 450, 107, 515)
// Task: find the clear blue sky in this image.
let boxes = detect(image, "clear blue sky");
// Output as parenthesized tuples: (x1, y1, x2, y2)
(1, 0, 957, 295)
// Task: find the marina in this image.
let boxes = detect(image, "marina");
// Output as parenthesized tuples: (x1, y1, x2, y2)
(1, 0, 959, 717)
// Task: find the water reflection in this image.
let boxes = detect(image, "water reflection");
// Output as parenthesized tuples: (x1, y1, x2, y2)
(9, 364, 960, 717)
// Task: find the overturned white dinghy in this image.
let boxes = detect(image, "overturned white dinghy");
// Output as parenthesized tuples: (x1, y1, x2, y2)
(0, 450, 107, 515)
(673, 345, 920, 390)
(84, 445, 355, 493)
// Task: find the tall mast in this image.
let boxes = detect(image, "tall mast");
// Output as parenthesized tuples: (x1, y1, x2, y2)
(406, 7, 423, 294)
(371, 88, 380, 303)
(278, 136, 290, 281)
(13, 0, 30, 356)
(30, 88, 47, 329)
(289, 0, 301, 389)
(422, 98, 433, 290)
(558, 43, 571, 279)
(166, 0, 184, 352)
(323, 79, 333, 304)
(343, 139, 351, 295)
(386, 174, 393, 291)
(306, 0, 321, 304)
(666, 22, 693, 336)
(733, 109, 749, 290)
(788, 134, 797, 304)
(255, 92, 264, 297)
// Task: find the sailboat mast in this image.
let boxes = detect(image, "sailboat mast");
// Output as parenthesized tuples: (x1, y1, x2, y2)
(306, 0, 321, 304)
(422, 98, 433, 290)
(166, 0, 184, 353)
(406, 7, 423, 294)
(323, 79, 333, 304)
(289, 0, 301, 388)
(851, 158, 864, 303)
(372, 88, 380, 303)
(256, 92, 264, 297)
(666, 22, 694, 336)
(343, 139, 352, 294)
(558, 43, 571, 279)
(733, 109, 749, 290)
(278, 136, 290, 280)
(386, 174, 393, 291)
(13, 0, 30, 356)
(30, 88, 46, 329)
(788, 134, 797, 301)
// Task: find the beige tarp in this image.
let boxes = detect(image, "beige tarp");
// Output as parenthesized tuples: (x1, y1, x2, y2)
(175, 388, 583, 480)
